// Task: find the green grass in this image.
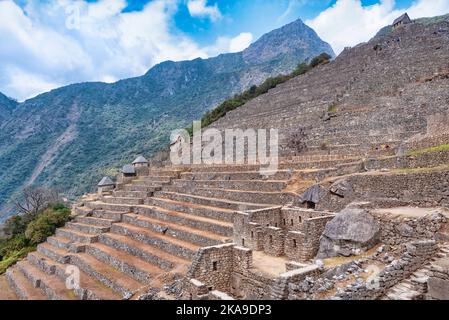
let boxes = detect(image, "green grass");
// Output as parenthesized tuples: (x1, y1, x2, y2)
(407, 144, 449, 157)
(327, 104, 338, 113)
(0, 246, 36, 274)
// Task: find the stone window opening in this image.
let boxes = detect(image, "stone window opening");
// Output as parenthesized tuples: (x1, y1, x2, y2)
(212, 261, 218, 271)
(298, 216, 302, 223)
(306, 201, 316, 209)
(283, 219, 286, 225)
(269, 235, 273, 244)
(251, 231, 254, 239)
(275, 223, 278, 227)
(242, 238, 245, 246)
(293, 239, 297, 248)
(290, 219, 294, 226)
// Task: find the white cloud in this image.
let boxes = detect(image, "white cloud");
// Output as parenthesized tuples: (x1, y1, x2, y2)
(307, 0, 449, 55)
(203, 32, 254, 57)
(0, 0, 241, 101)
(187, 0, 222, 21)
(229, 33, 254, 52)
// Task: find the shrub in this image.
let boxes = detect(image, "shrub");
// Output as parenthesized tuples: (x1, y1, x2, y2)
(25, 204, 71, 245)
(0, 202, 70, 274)
(327, 104, 338, 113)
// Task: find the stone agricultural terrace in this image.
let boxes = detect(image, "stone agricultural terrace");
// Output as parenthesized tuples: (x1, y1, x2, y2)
(1, 19, 449, 300)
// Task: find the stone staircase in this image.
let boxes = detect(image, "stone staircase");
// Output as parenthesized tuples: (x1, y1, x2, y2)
(1, 164, 310, 300)
(384, 243, 449, 300)
(0, 150, 406, 300)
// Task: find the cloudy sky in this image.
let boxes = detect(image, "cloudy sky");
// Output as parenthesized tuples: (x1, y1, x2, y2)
(1, 0, 449, 101)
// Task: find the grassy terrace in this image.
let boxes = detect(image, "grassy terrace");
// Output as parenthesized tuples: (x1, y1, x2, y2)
(407, 144, 449, 157)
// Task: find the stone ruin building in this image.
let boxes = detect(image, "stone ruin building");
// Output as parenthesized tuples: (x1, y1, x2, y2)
(1, 17, 449, 301)
(393, 13, 413, 30)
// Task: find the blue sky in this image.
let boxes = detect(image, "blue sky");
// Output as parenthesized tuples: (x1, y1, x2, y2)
(1, 0, 448, 101)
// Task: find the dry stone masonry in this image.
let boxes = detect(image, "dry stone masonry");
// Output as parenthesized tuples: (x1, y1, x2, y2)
(1, 17, 449, 300)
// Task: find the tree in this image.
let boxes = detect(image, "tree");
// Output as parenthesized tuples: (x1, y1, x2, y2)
(13, 187, 60, 217)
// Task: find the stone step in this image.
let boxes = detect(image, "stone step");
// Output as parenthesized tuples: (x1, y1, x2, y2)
(75, 216, 115, 227)
(111, 223, 199, 260)
(122, 184, 161, 192)
(154, 191, 270, 211)
(172, 179, 288, 192)
(134, 205, 233, 237)
(0, 275, 18, 300)
(56, 227, 99, 243)
(74, 206, 93, 216)
(180, 170, 293, 181)
(27, 251, 121, 300)
(102, 196, 143, 206)
(146, 197, 235, 222)
(47, 236, 85, 253)
(130, 180, 165, 187)
(138, 175, 173, 183)
(37, 242, 72, 264)
(122, 213, 227, 247)
(16, 260, 77, 300)
(6, 266, 47, 300)
(85, 243, 163, 284)
(85, 201, 134, 213)
(91, 210, 124, 221)
(163, 187, 291, 205)
(67, 222, 110, 235)
(386, 290, 421, 300)
(186, 164, 262, 173)
(99, 233, 189, 271)
(148, 170, 182, 178)
(113, 190, 153, 198)
(69, 251, 144, 299)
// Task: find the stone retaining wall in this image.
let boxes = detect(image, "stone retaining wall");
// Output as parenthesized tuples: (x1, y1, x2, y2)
(335, 240, 438, 300)
(372, 211, 447, 246)
(318, 170, 449, 212)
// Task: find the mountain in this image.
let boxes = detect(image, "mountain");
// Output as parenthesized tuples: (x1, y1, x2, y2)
(0, 93, 17, 123)
(0, 19, 334, 220)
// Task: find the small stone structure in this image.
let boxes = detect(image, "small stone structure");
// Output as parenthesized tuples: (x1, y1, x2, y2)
(185, 243, 321, 300)
(234, 206, 334, 261)
(132, 155, 149, 176)
(116, 164, 137, 185)
(97, 176, 115, 195)
(393, 13, 412, 30)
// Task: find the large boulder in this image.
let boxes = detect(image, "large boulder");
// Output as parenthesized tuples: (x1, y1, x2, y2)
(316, 208, 380, 259)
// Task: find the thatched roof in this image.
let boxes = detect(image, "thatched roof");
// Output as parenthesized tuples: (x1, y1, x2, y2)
(393, 13, 412, 26)
(98, 176, 114, 187)
(132, 155, 148, 164)
(122, 164, 136, 174)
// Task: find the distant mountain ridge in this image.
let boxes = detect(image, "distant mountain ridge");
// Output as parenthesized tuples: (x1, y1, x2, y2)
(0, 93, 17, 123)
(0, 19, 334, 220)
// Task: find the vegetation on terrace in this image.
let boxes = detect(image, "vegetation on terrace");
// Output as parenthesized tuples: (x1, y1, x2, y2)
(186, 53, 332, 135)
(0, 188, 70, 274)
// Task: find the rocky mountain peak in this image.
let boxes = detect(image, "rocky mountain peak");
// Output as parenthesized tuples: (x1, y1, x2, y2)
(243, 18, 335, 64)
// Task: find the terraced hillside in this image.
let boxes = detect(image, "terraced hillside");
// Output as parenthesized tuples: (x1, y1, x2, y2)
(208, 21, 449, 156)
(1, 19, 449, 300)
